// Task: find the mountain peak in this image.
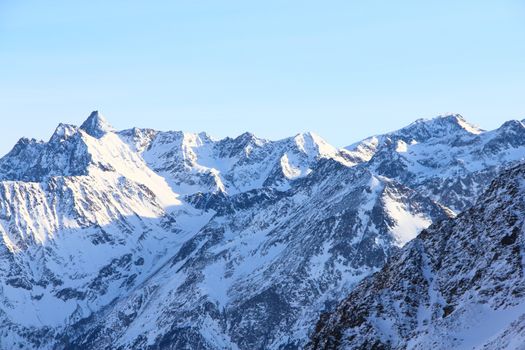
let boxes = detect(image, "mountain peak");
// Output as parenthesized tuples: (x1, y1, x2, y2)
(49, 123, 78, 143)
(80, 111, 114, 138)
(292, 131, 342, 160)
(397, 113, 482, 141)
(427, 113, 481, 133)
(499, 119, 525, 131)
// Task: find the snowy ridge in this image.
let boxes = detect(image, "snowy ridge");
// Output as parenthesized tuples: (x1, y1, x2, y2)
(119, 128, 354, 195)
(346, 114, 525, 212)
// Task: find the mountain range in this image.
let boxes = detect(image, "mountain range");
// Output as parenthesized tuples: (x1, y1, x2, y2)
(0, 112, 523, 349)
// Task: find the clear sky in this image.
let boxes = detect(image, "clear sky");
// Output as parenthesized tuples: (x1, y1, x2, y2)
(1, 0, 524, 156)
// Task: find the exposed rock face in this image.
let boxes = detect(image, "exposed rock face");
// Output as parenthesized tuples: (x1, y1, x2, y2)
(309, 163, 525, 350)
(0, 112, 522, 349)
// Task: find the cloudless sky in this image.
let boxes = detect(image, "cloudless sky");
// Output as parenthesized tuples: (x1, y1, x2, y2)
(0, 0, 524, 156)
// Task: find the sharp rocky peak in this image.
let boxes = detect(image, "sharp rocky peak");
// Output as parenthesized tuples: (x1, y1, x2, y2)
(49, 123, 79, 143)
(396, 113, 483, 141)
(293, 131, 321, 142)
(80, 111, 114, 138)
(232, 131, 263, 144)
(292, 132, 334, 154)
(498, 119, 525, 132)
(218, 131, 266, 151)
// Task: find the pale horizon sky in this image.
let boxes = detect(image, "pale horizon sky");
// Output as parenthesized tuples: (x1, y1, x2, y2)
(1, 0, 524, 156)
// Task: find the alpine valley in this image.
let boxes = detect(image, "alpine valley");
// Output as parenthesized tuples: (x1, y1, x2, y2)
(0, 112, 524, 349)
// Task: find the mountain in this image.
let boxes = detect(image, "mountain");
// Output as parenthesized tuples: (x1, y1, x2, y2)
(59, 160, 450, 350)
(0, 112, 522, 349)
(347, 114, 525, 212)
(309, 162, 525, 349)
(0, 112, 211, 348)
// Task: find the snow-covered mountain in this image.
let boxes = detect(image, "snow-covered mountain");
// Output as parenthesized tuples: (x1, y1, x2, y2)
(309, 162, 525, 350)
(347, 114, 525, 212)
(0, 112, 523, 349)
(0, 112, 211, 348)
(118, 126, 355, 195)
(58, 160, 451, 350)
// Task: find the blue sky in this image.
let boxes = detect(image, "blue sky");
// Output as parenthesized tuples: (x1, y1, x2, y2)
(1, 0, 524, 156)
